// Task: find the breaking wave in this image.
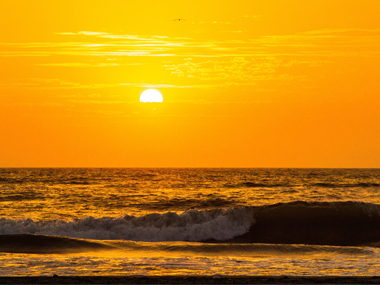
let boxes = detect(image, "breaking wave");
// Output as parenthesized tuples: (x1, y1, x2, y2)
(2, 202, 380, 246)
(0, 207, 255, 242)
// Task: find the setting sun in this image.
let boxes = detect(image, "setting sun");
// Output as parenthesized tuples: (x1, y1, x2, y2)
(139, 89, 163, 103)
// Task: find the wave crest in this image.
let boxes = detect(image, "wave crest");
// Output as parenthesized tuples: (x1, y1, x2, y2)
(0, 207, 255, 242)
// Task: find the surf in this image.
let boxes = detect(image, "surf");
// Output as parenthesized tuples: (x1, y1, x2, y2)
(2, 201, 380, 246)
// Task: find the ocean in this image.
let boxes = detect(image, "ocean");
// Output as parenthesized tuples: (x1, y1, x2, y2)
(1, 168, 380, 276)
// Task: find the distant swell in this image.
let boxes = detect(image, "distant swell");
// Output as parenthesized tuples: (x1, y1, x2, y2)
(139, 197, 236, 211)
(312, 182, 380, 188)
(226, 182, 288, 188)
(2, 202, 380, 246)
(225, 182, 380, 188)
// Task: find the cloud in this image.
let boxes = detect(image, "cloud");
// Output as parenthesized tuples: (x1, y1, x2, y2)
(36, 62, 145, 67)
(0, 78, 116, 89)
(0, 78, 206, 90)
(69, 100, 125, 104)
(2, 29, 380, 93)
(302, 28, 380, 36)
(56, 31, 108, 36)
(119, 83, 204, 89)
(164, 56, 283, 82)
(2, 29, 380, 59)
(37, 63, 120, 67)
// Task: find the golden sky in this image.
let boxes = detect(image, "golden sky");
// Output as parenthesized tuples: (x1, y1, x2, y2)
(1, 0, 380, 167)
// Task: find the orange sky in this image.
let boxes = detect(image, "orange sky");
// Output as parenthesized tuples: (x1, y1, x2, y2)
(1, 0, 380, 167)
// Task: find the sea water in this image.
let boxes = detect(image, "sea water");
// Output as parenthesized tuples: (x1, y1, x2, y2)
(1, 168, 380, 276)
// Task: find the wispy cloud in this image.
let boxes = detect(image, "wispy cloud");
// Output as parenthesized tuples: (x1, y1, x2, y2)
(57, 31, 109, 36)
(36, 62, 145, 67)
(164, 56, 284, 83)
(2, 29, 380, 59)
(119, 83, 205, 88)
(0, 78, 204, 90)
(2, 29, 380, 92)
(69, 100, 125, 104)
(37, 63, 119, 67)
(0, 78, 116, 89)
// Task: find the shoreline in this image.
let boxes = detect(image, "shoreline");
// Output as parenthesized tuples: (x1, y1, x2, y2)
(1, 276, 380, 284)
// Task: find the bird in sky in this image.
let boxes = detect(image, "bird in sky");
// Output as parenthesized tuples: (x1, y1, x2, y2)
(173, 19, 186, 21)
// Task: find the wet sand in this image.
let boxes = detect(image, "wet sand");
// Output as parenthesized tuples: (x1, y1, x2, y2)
(1, 276, 380, 284)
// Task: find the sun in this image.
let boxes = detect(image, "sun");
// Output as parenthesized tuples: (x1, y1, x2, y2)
(139, 89, 163, 103)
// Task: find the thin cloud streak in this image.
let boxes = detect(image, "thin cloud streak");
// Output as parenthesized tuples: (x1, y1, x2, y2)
(0, 78, 206, 90)
(1, 29, 379, 59)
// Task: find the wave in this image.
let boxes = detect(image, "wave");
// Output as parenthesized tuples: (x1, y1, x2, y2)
(0, 194, 44, 202)
(0, 234, 369, 255)
(221, 201, 380, 246)
(0, 178, 91, 185)
(0, 207, 255, 242)
(225, 182, 288, 188)
(225, 182, 380, 188)
(141, 241, 370, 256)
(136, 197, 237, 211)
(312, 182, 380, 188)
(0, 234, 112, 253)
(2, 202, 380, 246)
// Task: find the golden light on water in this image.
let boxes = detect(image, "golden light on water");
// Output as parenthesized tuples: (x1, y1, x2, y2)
(139, 89, 163, 103)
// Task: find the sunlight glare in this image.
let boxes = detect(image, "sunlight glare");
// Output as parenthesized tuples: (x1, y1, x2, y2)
(139, 89, 163, 103)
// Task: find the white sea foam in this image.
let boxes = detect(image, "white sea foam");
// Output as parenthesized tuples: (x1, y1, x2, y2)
(0, 208, 255, 241)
